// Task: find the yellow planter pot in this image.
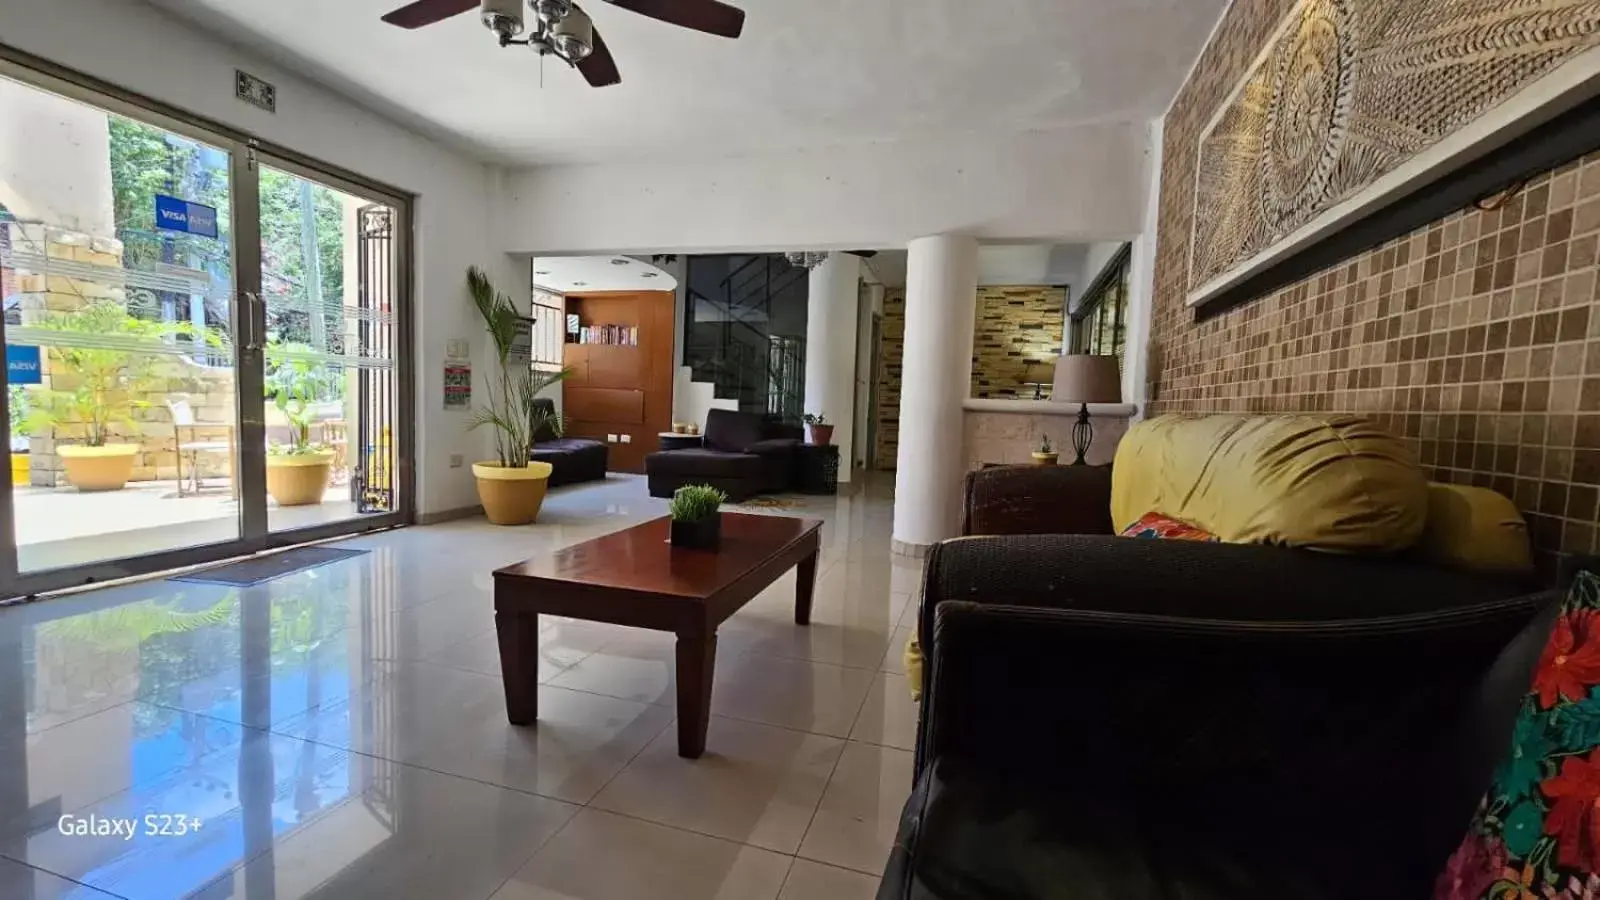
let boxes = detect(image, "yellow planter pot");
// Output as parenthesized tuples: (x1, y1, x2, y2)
(59, 444, 139, 492)
(266, 451, 335, 507)
(1030, 452, 1059, 466)
(10, 454, 28, 486)
(473, 461, 554, 525)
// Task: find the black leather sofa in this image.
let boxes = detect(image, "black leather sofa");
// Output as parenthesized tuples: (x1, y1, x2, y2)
(527, 398, 607, 488)
(878, 467, 1556, 900)
(645, 408, 800, 502)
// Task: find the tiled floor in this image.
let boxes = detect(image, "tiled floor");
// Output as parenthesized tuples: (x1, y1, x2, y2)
(0, 473, 921, 899)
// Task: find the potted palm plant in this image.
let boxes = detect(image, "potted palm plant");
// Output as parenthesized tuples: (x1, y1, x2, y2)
(669, 484, 727, 550)
(264, 340, 339, 506)
(26, 300, 209, 492)
(466, 266, 570, 525)
(9, 385, 30, 486)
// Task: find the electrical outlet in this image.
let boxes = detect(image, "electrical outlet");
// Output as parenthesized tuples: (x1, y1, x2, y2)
(448, 453, 464, 468)
(607, 434, 619, 443)
(620, 433, 632, 444)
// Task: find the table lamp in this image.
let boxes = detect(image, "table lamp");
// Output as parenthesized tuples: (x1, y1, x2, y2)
(1052, 354, 1122, 465)
(1020, 362, 1056, 400)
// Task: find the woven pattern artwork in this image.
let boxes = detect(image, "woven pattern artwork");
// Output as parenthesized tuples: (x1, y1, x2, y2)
(1190, 0, 1600, 297)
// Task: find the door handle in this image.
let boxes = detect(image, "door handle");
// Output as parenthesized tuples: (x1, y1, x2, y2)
(241, 292, 262, 351)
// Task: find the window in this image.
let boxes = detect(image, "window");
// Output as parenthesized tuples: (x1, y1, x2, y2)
(1071, 243, 1131, 367)
(529, 287, 566, 372)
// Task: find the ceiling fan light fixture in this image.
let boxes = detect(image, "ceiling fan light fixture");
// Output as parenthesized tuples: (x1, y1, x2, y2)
(480, 0, 525, 35)
(550, 5, 593, 60)
(532, 0, 573, 22)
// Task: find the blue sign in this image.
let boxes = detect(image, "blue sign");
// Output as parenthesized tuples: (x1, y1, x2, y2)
(6, 345, 41, 385)
(154, 194, 219, 239)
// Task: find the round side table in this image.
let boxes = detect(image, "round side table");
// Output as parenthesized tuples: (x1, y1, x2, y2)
(658, 432, 703, 451)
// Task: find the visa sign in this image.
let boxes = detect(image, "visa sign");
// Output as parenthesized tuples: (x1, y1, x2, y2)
(6, 345, 41, 385)
(154, 195, 219, 239)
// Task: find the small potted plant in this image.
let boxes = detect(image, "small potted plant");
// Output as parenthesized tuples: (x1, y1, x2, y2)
(1031, 434, 1059, 466)
(264, 341, 339, 506)
(803, 413, 833, 446)
(26, 300, 212, 492)
(669, 484, 727, 550)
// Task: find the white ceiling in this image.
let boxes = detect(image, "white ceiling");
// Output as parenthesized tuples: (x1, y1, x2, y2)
(529, 254, 677, 293)
(148, 0, 1227, 164)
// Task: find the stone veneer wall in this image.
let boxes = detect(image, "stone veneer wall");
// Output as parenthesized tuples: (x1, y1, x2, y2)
(8, 224, 236, 487)
(874, 288, 906, 469)
(1150, 0, 1600, 571)
(970, 286, 1066, 399)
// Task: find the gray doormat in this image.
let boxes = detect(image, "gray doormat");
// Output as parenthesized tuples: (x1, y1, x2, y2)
(170, 546, 368, 587)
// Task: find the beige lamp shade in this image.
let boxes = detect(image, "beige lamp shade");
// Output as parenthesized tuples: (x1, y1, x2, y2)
(1053, 354, 1122, 404)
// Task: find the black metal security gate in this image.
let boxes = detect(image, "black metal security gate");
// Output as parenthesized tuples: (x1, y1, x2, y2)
(355, 204, 394, 514)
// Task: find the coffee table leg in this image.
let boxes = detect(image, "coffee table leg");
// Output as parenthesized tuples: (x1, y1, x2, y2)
(675, 629, 717, 758)
(795, 549, 819, 626)
(497, 610, 540, 725)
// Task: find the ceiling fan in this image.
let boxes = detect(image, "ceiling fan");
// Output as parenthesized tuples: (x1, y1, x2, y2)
(378, 0, 745, 88)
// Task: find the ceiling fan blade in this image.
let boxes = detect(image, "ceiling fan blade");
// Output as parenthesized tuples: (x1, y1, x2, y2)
(605, 0, 745, 38)
(380, 0, 477, 28)
(577, 29, 622, 87)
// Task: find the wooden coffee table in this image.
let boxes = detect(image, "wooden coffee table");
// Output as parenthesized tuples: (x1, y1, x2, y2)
(493, 512, 823, 758)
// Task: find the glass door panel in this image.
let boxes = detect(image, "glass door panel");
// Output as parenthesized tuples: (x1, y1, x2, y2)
(255, 161, 399, 533)
(0, 70, 242, 573)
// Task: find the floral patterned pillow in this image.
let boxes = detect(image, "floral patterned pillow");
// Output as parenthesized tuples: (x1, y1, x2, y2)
(1436, 569, 1600, 899)
(1118, 511, 1219, 542)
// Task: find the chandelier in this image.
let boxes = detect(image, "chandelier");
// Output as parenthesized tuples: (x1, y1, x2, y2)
(784, 251, 830, 271)
(480, 0, 593, 65)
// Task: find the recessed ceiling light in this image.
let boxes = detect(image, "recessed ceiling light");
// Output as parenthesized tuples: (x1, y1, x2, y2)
(572, 281, 587, 286)
(611, 258, 630, 266)
(641, 271, 659, 278)
(534, 270, 550, 275)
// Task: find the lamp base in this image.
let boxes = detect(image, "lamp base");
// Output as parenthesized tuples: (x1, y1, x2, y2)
(1070, 403, 1093, 466)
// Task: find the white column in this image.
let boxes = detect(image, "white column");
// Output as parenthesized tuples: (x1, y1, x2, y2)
(892, 234, 979, 553)
(804, 252, 861, 481)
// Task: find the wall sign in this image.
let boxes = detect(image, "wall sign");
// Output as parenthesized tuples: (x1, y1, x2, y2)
(154, 195, 219, 239)
(1186, 0, 1600, 308)
(5, 345, 41, 386)
(443, 363, 471, 410)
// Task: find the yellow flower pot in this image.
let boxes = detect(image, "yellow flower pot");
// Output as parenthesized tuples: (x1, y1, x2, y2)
(10, 453, 28, 487)
(1030, 451, 1059, 466)
(472, 461, 554, 525)
(266, 451, 335, 506)
(59, 443, 139, 491)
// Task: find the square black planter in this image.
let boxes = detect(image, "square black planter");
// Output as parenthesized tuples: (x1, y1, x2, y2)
(670, 515, 721, 551)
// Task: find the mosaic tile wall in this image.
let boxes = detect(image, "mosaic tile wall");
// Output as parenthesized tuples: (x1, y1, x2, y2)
(970, 286, 1067, 399)
(1150, 0, 1600, 570)
(875, 288, 906, 469)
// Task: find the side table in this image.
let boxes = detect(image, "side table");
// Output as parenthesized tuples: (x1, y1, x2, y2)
(793, 443, 840, 495)
(658, 432, 703, 451)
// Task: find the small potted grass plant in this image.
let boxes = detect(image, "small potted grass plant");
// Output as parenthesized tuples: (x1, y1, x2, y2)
(669, 484, 727, 550)
(803, 413, 833, 446)
(1031, 434, 1059, 466)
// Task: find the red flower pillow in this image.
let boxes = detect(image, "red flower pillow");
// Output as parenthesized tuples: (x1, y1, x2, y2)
(1436, 570, 1600, 898)
(1118, 511, 1219, 542)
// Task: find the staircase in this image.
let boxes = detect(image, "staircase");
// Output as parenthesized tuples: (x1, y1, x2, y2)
(682, 254, 809, 424)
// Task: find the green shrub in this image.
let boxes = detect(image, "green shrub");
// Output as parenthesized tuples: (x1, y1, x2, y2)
(669, 484, 726, 522)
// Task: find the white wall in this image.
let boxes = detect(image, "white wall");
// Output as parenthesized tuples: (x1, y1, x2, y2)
(804, 253, 861, 481)
(0, 0, 507, 516)
(0, 77, 114, 234)
(1122, 120, 1164, 414)
(494, 123, 1148, 255)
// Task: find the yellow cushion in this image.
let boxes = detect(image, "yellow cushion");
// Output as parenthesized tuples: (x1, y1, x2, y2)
(1416, 482, 1533, 574)
(1111, 414, 1428, 553)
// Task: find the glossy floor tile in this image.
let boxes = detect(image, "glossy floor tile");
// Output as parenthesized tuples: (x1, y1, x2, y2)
(0, 474, 906, 898)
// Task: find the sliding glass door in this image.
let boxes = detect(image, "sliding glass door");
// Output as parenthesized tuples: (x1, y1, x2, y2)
(0, 55, 409, 599)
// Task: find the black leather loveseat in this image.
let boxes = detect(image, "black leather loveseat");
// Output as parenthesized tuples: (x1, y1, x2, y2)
(644, 408, 800, 502)
(527, 398, 607, 488)
(879, 466, 1556, 900)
